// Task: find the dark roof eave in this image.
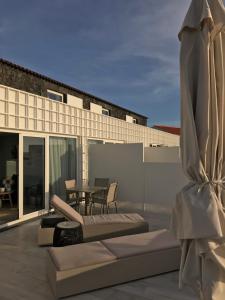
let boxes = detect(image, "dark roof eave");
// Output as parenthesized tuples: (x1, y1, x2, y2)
(0, 58, 148, 119)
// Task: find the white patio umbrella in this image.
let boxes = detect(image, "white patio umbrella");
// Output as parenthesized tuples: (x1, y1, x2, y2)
(171, 0, 225, 299)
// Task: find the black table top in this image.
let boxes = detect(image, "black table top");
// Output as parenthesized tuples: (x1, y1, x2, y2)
(66, 185, 107, 194)
(42, 214, 63, 219)
(56, 221, 81, 229)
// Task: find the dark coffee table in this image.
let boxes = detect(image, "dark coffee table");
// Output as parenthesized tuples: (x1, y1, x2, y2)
(53, 221, 83, 247)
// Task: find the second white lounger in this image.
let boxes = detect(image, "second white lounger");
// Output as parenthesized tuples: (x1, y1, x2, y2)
(47, 229, 180, 299)
(38, 195, 149, 245)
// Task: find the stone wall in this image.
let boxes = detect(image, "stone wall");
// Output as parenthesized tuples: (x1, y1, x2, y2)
(0, 60, 147, 126)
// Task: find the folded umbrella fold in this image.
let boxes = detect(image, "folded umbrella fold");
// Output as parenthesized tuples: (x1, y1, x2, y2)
(171, 0, 225, 299)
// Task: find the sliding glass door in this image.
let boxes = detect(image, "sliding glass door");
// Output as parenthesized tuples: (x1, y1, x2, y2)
(49, 137, 76, 200)
(0, 132, 19, 225)
(23, 137, 45, 215)
(0, 134, 77, 224)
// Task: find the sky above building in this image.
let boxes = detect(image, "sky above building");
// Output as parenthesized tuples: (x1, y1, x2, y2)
(0, 0, 194, 125)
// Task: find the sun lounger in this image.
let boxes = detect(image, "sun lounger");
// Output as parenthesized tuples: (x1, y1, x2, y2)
(47, 229, 180, 299)
(38, 195, 149, 246)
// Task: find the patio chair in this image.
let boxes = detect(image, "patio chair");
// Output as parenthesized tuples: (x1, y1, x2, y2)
(91, 178, 110, 200)
(64, 179, 84, 212)
(94, 178, 109, 187)
(90, 182, 118, 215)
(38, 194, 149, 246)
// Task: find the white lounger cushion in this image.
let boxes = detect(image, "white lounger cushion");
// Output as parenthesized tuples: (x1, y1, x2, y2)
(39, 196, 149, 246)
(83, 213, 148, 241)
(47, 229, 180, 298)
(51, 195, 84, 225)
(83, 213, 144, 225)
(49, 241, 116, 271)
(102, 229, 178, 258)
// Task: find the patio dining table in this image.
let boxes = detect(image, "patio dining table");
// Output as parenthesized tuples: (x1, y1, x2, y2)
(66, 185, 108, 216)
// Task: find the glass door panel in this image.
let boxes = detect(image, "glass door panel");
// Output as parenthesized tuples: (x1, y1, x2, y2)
(49, 137, 76, 200)
(0, 132, 19, 225)
(23, 137, 45, 214)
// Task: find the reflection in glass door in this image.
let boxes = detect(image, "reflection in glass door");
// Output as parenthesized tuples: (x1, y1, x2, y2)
(23, 137, 45, 215)
(49, 137, 76, 200)
(0, 132, 19, 225)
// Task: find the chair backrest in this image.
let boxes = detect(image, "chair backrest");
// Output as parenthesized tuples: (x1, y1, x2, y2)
(51, 195, 84, 225)
(94, 178, 109, 187)
(65, 179, 76, 189)
(95, 178, 109, 187)
(106, 182, 118, 204)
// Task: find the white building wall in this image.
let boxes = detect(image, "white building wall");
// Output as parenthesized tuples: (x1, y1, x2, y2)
(0, 84, 180, 183)
(90, 102, 102, 114)
(67, 94, 83, 109)
(126, 115, 134, 123)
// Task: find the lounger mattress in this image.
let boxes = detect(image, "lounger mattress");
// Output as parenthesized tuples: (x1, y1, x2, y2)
(47, 229, 180, 298)
(38, 213, 149, 246)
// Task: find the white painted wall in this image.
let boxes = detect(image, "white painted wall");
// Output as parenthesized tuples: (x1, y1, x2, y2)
(0, 85, 180, 149)
(144, 146, 180, 163)
(90, 102, 102, 114)
(126, 115, 134, 123)
(67, 94, 83, 109)
(89, 143, 188, 214)
(0, 84, 180, 186)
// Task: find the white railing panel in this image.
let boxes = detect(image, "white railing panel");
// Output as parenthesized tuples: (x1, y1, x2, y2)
(0, 84, 179, 146)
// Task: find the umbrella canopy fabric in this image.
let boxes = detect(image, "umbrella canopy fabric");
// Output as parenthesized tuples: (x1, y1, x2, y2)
(171, 0, 225, 299)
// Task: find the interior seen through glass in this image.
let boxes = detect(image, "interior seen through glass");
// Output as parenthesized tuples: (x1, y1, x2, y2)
(49, 137, 77, 200)
(23, 137, 45, 215)
(0, 133, 19, 225)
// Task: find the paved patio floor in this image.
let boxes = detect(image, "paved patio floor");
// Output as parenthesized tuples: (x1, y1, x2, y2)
(0, 212, 198, 300)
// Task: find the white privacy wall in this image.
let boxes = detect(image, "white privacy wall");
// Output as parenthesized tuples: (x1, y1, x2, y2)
(89, 144, 145, 211)
(89, 143, 188, 214)
(144, 146, 180, 163)
(144, 163, 188, 213)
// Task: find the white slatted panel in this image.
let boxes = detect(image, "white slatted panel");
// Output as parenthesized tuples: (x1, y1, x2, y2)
(0, 84, 179, 146)
(0, 84, 179, 182)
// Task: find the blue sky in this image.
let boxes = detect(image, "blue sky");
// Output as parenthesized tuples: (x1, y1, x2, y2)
(0, 0, 192, 126)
